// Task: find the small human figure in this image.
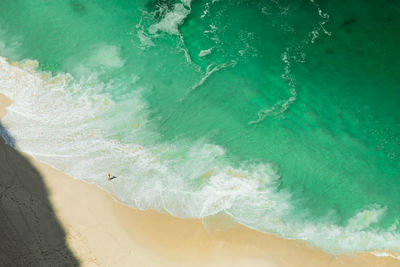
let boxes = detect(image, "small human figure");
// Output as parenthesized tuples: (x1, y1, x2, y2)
(108, 173, 117, 181)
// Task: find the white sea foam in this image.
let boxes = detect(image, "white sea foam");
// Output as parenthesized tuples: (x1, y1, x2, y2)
(199, 47, 214, 57)
(251, 0, 331, 125)
(148, 1, 192, 35)
(201, 3, 211, 19)
(142, 0, 198, 69)
(1, 54, 400, 255)
(89, 44, 125, 68)
(372, 251, 400, 261)
(186, 61, 237, 94)
(261, 0, 289, 16)
(0, 56, 284, 220)
(230, 205, 400, 254)
(309, 0, 331, 43)
(0, 40, 18, 60)
(0, 26, 21, 60)
(66, 44, 125, 77)
(136, 24, 155, 49)
(200, 0, 220, 19)
(250, 49, 297, 124)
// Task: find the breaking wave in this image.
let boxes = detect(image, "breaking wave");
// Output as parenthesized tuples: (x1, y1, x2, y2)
(1, 56, 400, 255)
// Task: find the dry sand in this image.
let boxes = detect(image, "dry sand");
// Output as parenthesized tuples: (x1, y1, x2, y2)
(0, 93, 399, 266)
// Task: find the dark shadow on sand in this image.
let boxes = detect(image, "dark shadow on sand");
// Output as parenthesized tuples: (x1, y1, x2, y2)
(0, 123, 15, 147)
(0, 122, 79, 266)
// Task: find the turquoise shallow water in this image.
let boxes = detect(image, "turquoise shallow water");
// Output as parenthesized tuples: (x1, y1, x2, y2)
(1, 0, 400, 254)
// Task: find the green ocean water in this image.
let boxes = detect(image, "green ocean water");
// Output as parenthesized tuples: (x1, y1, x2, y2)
(1, 0, 400, 254)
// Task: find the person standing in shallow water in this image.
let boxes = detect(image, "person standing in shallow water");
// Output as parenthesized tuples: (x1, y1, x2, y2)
(108, 173, 116, 180)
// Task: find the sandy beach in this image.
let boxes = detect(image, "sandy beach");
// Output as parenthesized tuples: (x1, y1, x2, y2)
(0, 93, 399, 267)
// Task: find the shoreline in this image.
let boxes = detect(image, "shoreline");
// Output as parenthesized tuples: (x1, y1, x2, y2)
(0, 93, 399, 266)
